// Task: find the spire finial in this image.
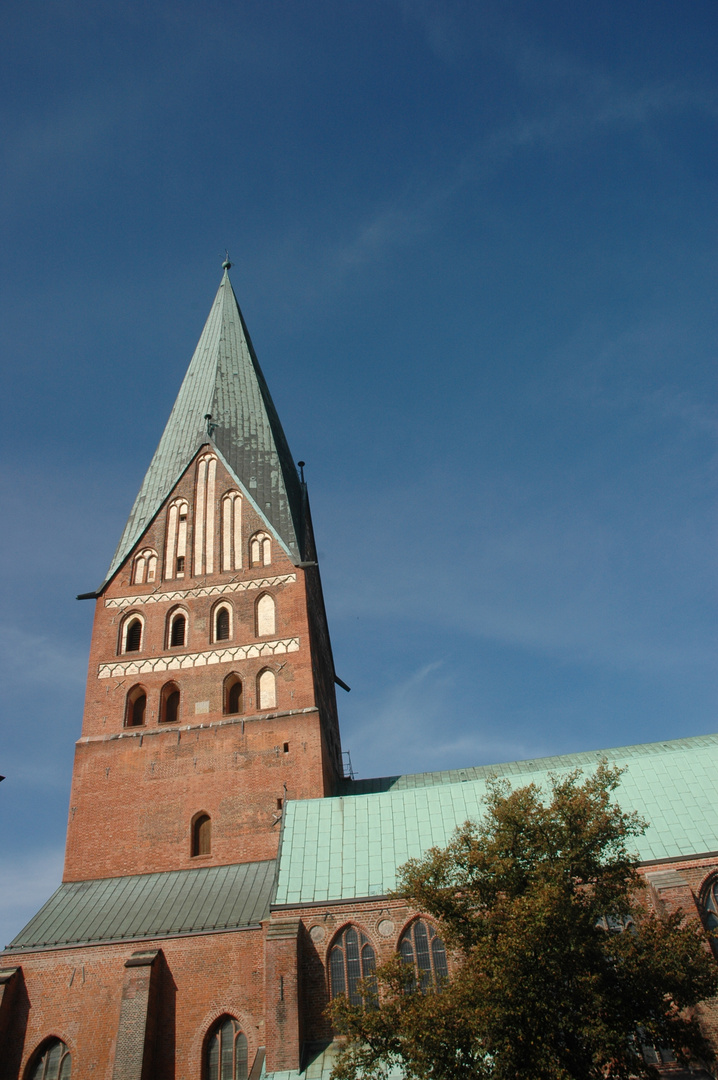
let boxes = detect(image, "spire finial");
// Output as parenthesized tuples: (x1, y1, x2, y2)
(222, 250, 232, 271)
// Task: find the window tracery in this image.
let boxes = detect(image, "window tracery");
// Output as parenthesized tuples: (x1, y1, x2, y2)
(328, 925, 377, 1005)
(28, 1038, 72, 1080)
(398, 919, 448, 992)
(205, 1015, 247, 1080)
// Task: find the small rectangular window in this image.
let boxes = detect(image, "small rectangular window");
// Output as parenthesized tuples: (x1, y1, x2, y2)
(277, 798, 283, 810)
(176, 556, 185, 572)
(283, 742, 289, 753)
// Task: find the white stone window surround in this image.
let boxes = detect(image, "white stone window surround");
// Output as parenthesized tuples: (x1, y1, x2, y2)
(165, 498, 190, 580)
(255, 593, 276, 637)
(221, 490, 243, 571)
(132, 548, 159, 585)
(212, 600, 233, 643)
(167, 606, 190, 649)
(119, 611, 146, 655)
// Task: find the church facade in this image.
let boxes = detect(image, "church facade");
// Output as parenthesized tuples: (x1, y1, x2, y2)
(1, 267, 717, 1079)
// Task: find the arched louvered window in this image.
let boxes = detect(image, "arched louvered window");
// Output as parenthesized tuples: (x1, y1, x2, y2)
(249, 531, 271, 567)
(257, 669, 276, 710)
(399, 919, 448, 992)
(192, 812, 211, 857)
(329, 926, 377, 1006)
(28, 1037, 72, 1080)
(124, 617, 142, 653)
(215, 605, 231, 642)
(702, 876, 718, 959)
(255, 594, 275, 637)
(170, 613, 186, 647)
(125, 685, 147, 727)
(160, 682, 180, 724)
(224, 675, 243, 715)
(205, 1015, 247, 1080)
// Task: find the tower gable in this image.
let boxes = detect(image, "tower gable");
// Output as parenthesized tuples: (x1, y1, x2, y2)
(104, 268, 304, 589)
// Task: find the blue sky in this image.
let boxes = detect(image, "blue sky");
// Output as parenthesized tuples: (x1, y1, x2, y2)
(1, 0, 717, 944)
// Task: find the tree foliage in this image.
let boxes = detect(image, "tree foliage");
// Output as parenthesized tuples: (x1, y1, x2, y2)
(329, 765, 718, 1080)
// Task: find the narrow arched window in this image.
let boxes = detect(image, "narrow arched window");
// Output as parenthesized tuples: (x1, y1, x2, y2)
(224, 675, 243, 715)
(399, 919, 448, 992)
(160, 682, 180, 724)
(249, 531, 271, 567)
(215, 605, 231, 641)
(125, 685, 147, 727)
(257, 669, 276, 710)
(205, 1015, 247, 1080)
(28, 1037, 72, 1080)
(192, 813, 211, 857)
(125, 618, 142, 653)
(329, 926, 377, 1006)
(170, 614, 186, 647)
(256, 594, 275, 637)
(222, 491, 243, 571)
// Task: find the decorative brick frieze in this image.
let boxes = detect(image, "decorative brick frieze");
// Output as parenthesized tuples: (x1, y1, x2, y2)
(105, 573, 297, 610)
(98, 637, 300, 678)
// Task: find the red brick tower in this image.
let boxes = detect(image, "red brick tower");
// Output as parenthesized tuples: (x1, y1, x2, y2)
(66, 261, 343, 880)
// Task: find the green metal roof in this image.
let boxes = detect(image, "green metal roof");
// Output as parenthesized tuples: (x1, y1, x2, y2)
(264, 1042, 404, 1080)
(104, 269, 303, 586)
(6, 860, 275, 951)
(274, 733, 718, 906)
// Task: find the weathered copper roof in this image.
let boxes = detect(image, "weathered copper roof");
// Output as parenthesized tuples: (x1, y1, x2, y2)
(6, 860, 275, 950)
(103, 269, 303, 587)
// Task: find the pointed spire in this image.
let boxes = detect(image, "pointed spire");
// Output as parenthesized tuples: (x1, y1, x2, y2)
(103, 267, 303, 586)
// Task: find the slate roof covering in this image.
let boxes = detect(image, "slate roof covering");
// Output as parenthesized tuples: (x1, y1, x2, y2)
(104, 269, 303, 586)
(274, 733, 718, 906)
(7, 860, 275, 951)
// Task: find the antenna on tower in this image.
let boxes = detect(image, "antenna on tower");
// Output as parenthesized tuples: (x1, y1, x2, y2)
(298, 461, 306, 483)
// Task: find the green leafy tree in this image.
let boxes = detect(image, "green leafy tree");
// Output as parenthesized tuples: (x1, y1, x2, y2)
(330, 765, 718, 1080)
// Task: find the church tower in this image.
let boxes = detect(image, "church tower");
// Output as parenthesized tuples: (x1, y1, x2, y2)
(66, 261, 343, 880)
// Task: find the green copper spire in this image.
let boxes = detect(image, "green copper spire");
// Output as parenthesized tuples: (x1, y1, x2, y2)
(103, 267, 303, 586)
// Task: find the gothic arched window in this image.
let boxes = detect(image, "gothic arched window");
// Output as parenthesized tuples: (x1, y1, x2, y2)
(702, 876, 718, 959)
(249, 531, 271, 567)
(215, 604, 231, 642)
(165, 499, 189, 580)
(125, 685, 147, 727)
(205, 1015, 247, 1080)
(221, 491, 243, 571)
(328, 926, 377, 1006)
(123, 616, 143, 653)
(160, 682, 180, 724)
(28, 1037, 72, 1080)
(224, 674, 243, 715)
(132, 548, 158, 585)
(399, 919, 448, 992)
(255, 594, 275, 637)
(169, 611, 187, 648)
(257, 669, 276, 710)
(192, 812, 211, 857)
